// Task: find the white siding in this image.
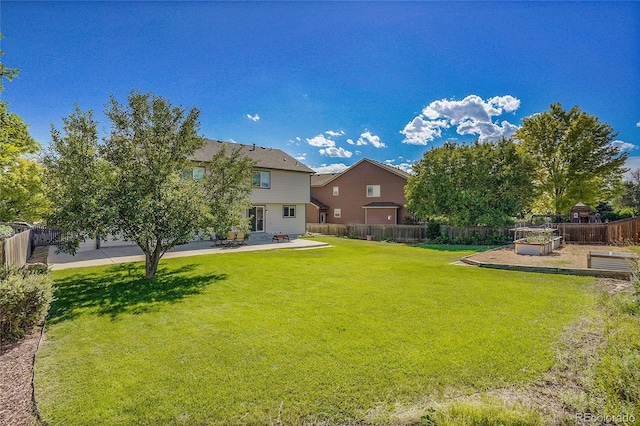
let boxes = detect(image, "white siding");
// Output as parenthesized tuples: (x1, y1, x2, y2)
(264, 203, 307, 235)
(251, 170, 310, 204)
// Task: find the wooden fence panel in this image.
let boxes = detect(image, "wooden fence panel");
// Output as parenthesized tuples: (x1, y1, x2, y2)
(308, 217, 640, 245)
(1, 229, 32, 268)
(305, 223, 348, 237)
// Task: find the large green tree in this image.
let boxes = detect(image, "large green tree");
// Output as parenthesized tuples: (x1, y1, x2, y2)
(46, 92, 255, 279)
(515, 103, 627, 215)
(406, 139, 535, 227)
(200, 143, 255, 238)
(0, 34, 49, 222)
(44, 105, 108, 246)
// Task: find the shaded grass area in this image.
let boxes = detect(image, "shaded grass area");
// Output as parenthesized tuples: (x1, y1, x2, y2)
(36, 238, 595, 425)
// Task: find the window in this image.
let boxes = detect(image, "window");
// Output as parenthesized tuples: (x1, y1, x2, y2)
(334, 208, 341, 218)
(252, 170, 271, 188)
(283, 205, 296, 218)
(192, 167, 205, 181)
(182, 166, 206, 181)
(333, 186, 339, 196)
(366, 185, 381, 197)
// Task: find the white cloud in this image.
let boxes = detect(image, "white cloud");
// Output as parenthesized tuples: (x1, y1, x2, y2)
(636, 121, 640, 127)
(325, 130, 345, 137)
(385, 159, 414, 174)
(401, 95, 521, 145)
(313, 163, 349, 174)
(320, 147, 353, 158)
(246, 114, 260, 122)
(346, 138, 355, 145)
(611, 140, 636, 151)
(306, 134, 336, 148)
(294, 153, 307, 161)
(356, 131, 386, 148)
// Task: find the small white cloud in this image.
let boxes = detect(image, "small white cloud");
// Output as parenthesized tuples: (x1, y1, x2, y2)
(307, 134, 336, 148)
(611, 140, 636, 151)
(385, 158, 415, 174)
(356, 131, 386, 148)
(636, 121, 640, 127)
(319, 147, 353, 158)
(313, 163, 349, 174)
(325, 130, 345, 137)
(401, 95, 521, 145)
(294, 153, 307, 161)
(346, 138, 355, 145)
(246, 114, 260, 122)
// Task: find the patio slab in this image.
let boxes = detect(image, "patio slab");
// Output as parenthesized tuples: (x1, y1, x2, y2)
(48, 238, 330, 270)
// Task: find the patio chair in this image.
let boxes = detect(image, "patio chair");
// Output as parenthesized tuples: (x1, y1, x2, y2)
(234, 231, 247, 245)
(225, 231, 237, 246)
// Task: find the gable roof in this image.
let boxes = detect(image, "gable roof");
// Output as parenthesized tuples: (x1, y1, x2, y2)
(310, 197, 329, 209)
(311, 158, 410, 187)
(190, 139, 314, 174)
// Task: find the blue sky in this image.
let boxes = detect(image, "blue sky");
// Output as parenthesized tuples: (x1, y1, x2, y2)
(1, 1, 639, 174)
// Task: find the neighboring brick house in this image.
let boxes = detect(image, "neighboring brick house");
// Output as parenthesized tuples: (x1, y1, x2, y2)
(307, 158, 411, 225)
(189, 139, 314, 236)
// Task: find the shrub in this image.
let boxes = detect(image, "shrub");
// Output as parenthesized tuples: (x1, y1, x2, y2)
(0, 225, 13, 240)
(0, 267, 54, 340)
(426, 221, 441, 241)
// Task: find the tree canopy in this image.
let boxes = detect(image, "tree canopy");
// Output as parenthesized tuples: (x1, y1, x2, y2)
(406, 139, 535, 227)
(0, 35, 49, 222)
(200, 143, 255, 238)
(45, 91, 256, 279)
(515, 103, 627, 215)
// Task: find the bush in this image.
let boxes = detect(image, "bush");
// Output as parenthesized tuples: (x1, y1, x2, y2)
(426, 221, 441, 240)
(0, 267, 54, 340)
(0, 225, 14, 240)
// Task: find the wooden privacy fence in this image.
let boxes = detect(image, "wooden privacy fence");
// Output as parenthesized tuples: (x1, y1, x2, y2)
(306, 223, 510, 243)
(308, 217, 640, 245)
(556, 217, 640, 245)
(1, 229, 32, 268)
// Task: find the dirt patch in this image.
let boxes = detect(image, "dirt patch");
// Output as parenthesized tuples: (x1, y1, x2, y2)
(26, 247, 49, 265)
(0, 330, 41, 426)
(467, 244, 632, 269)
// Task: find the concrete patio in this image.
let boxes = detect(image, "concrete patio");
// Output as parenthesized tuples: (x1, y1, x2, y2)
(47, 238, 330, 270)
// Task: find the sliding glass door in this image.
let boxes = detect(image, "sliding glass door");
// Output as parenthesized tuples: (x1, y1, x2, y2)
(248, 206, 265, 232)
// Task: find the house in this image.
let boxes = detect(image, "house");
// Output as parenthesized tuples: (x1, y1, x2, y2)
(307, 158, 411, 225)
(189, 139, 314, 237)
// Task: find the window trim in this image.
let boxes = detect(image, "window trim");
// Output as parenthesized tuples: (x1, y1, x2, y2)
(283, 205, 296, 218)
(334, 208, 341, 218)
(366, 184, 381, 198)
(333, 186, 339, 196)
(252, 170, 271, 189)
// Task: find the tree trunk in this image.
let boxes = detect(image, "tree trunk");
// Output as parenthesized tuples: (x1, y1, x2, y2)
(144, 247, 162, 279)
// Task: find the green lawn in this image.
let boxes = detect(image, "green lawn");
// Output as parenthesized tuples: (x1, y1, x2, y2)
(36, 238, 595, 425)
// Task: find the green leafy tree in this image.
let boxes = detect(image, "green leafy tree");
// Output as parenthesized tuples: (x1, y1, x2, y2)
(44, 105, 107, 248)
(515, 103, 627, 215)
(47, 92, 258, 279)
(618, 169, 640, 215)
(0, 33, 19, 93)
(200, 143, 255, 238)
(102, 92, 208, 279)
(406, 139, 534, 227)
(0, 35, 49, 222)
(0, 157, 49, 222)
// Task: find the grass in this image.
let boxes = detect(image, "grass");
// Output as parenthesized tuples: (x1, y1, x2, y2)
(35, 237, 596, 425)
